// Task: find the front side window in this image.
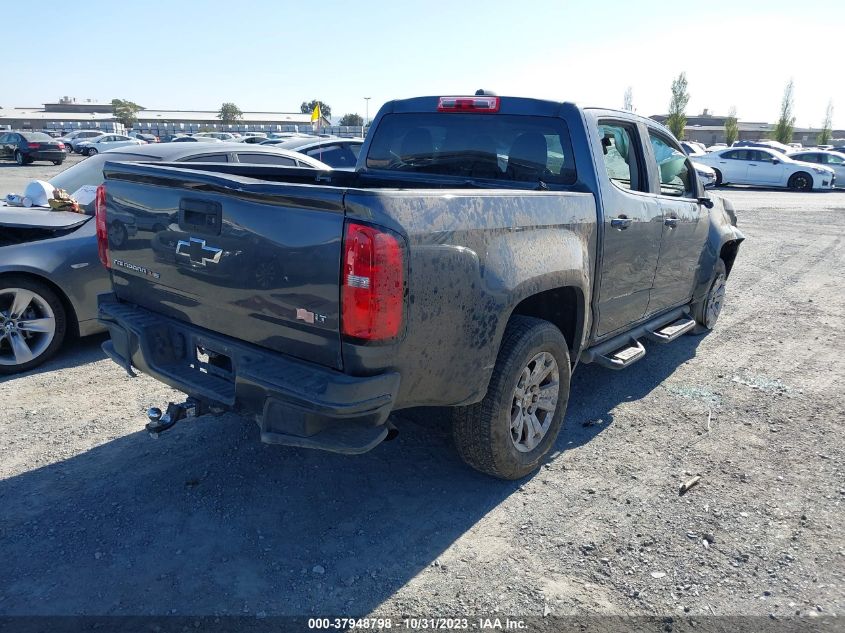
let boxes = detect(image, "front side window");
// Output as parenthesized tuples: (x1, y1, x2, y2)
(366, 113, 576, 185)
(597, 122, 642, 191)
(752, 150, 774, 163)
(647, 130, 694, 198)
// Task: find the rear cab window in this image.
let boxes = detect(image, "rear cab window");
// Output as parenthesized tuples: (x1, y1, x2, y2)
(365, 113, 576, 185)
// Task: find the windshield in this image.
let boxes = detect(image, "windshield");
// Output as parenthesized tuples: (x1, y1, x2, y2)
(48, 152, 162, 213)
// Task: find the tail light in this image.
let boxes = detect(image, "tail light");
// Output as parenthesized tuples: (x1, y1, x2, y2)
(57, 142, 65, 150)
(27, 142, 39, 149)
(341, 222, 404, 341)
(94, 184, 110, 269)
(437, 96, 500, 113)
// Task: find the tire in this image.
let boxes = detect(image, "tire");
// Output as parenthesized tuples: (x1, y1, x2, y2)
(86, 147, 98, 156)
(692, 258, 727, 332)
(788, 171, 812, 192)
(52, 160, 64, 166)
(452, 316, 571, 480)
(0, 276, 68, 375)
(713, 168, 723, 187)
(14, 151, 24, 166)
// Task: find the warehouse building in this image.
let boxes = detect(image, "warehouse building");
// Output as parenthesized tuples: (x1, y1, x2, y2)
(0, 97, 331, 136)
(650, 110, 845, 146)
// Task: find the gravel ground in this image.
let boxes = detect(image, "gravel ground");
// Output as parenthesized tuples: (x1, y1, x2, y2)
(0, 161, 843, 624)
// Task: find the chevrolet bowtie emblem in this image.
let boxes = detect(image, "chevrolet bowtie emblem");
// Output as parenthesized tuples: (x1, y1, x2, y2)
(175, 237, 223, 266)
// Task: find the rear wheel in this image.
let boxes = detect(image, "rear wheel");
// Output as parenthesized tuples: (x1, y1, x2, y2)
(52, 160, 64, 166)
(692, 258, 727, 332)
(452, 316, 571, 479)
(0, 277, 68, 374)
(788, 171, 812, 191)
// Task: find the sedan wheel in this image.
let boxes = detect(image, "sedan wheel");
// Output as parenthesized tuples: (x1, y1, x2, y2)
(788, 172, 812, 192)
(0, 281, 66, 374)
(14, 151, 24, 166)
(86, 147, 98, 156)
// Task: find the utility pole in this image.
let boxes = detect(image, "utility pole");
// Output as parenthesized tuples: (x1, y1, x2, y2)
(364, 97, 371, 137)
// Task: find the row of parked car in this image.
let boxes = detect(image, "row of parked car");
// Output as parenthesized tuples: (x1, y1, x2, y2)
(680, 139, 843, 190)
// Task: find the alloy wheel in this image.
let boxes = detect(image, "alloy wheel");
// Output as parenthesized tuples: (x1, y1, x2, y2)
(510, 351, 560, 452)
(0, 288, 57, 367)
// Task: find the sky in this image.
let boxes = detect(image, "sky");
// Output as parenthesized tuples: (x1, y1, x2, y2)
(3, 0, 842, 128)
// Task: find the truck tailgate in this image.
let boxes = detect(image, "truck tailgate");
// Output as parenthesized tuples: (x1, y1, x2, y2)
(102, 163, 346, 370)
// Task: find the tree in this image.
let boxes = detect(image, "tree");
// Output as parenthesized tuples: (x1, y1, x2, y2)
(111, 98, 143, 128)
(772, 80, 795, 144)
(300, 100, 331, 119)
(623, 86, 633, 112)
(339, 113, 363, 127)
(217, 102, 243, 123)
(666, 72, 690, 140)
(724, 106, 739, 146)
(817, 100, 834, 146)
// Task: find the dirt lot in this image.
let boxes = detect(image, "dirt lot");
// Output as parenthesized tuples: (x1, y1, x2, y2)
(0, 158, 843, 625)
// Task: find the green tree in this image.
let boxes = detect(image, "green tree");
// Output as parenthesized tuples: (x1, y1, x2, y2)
(111, 98, 143, 128)
(666, 72, 690, 140)
(817, 100, 834, 145)
(300, 100, 331, 118)
(623, 86, 633, 112)
(217, 102, 243, 123)
(772, 80, 795, 144)
(339, 113, 363, 127)
(724, 106, 739, 146)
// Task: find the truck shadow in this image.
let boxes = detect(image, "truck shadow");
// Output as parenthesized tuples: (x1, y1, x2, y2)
(0, 334, 108, 385)
(0, 335, 702, 616)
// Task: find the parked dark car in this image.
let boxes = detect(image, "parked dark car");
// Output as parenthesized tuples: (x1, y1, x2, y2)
(0, 143, 329, 374)
(97, 94, 743, 479)
(0, 131, 67, 166)
(260, 136, 363, 168)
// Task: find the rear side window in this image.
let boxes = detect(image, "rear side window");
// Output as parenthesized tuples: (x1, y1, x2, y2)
(181, 153, 229, 163)
(305, 144, 357, 167)
(366, 113, 576, 185)
(236, 153, 296, 165)
(597, 122, 643, 191)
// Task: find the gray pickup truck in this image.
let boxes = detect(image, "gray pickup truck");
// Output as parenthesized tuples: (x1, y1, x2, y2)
(96, 93, 743, 479)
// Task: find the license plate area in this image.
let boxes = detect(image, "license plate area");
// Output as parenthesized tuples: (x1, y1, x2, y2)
(190, 341, 234, 381)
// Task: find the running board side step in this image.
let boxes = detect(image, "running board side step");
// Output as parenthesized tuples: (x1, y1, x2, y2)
(645, 317, 697, 343)
(580, 307, 694, 371)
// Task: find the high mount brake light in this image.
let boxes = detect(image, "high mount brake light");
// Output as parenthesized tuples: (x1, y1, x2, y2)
(341, 222, 404, 341)
(95, 184, 110, 269)
(437, 96, 500, 113)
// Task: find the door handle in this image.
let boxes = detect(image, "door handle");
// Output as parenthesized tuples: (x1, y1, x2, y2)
(610, 216, 633, 230)
(664, 217, 679, 228)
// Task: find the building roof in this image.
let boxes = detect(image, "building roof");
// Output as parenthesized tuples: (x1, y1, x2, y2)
(0, 107, 327, 126)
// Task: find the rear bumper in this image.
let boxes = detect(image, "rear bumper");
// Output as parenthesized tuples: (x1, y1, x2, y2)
(28, 150, 66, 161)
(98, 295, 400, 454)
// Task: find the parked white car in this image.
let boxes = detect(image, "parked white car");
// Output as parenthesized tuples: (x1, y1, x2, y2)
(692, 162, 717, 188)
(193, 132, 237, 141)
(76, 134, 145, 156)
(786, 150, 844, 188)
(694, 147, 835, 191)
(59, 130, 106, 151)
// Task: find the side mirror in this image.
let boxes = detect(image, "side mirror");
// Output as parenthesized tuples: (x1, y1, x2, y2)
(698, 197, 714, 209)
(772, 159, 780, 164)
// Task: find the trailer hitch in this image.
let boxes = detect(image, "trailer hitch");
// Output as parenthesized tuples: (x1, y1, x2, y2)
(145, 398, 203, 437)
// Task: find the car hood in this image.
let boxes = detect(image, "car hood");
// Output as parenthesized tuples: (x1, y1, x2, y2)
(0, 204, 91, 229)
